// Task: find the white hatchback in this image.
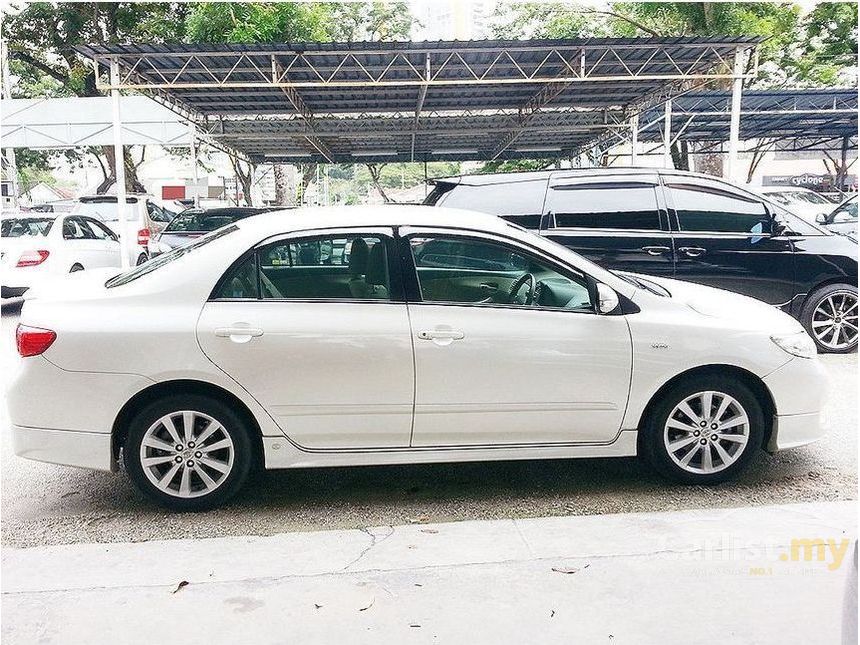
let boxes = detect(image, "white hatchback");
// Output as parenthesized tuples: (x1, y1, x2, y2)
(1, 212, 122, 302)
(8, 206, 827, 510)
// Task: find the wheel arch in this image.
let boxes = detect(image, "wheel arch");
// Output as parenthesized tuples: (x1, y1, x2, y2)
(112, 379, 265, 466)
(635, 364, 776, 451)
(799, 278, 857, 310)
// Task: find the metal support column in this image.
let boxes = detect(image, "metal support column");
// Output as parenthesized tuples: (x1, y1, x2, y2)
(188, 122, 199, 208)
(725, 48, 744, 182)
(110, 58, 131, 269)
(663, 100, 672, 169)
(1, 39, 20, 208)
(630, 113, 639, 166)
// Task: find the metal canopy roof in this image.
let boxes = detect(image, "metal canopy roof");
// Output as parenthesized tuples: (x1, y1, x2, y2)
(76, 37, 759, 163)
(638, 88, 858, 148)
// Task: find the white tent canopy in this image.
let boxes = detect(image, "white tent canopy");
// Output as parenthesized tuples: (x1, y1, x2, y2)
(1, 96, 190, 148)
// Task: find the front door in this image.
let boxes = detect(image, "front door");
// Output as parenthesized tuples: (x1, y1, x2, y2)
(402, 229, 632, 447)
(541, 174, 675, 277)
(197, 228, 415, 450)
(663, 178, 796, 306)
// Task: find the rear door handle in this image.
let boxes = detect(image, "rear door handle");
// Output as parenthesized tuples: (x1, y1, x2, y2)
(641, 245, 671, 256)
(215, 326, 264, 343)
(678, 246, 707, 257)
(417, 329, 465, 341)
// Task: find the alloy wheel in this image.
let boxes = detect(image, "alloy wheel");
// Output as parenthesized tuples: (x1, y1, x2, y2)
(139, 410, 235, 498)
(811, 291, 858, 351)
(663, 391, 749, 475)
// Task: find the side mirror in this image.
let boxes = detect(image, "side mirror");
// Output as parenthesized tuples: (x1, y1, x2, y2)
(596, 283, 619, 314)
(815, 213, 828, 225)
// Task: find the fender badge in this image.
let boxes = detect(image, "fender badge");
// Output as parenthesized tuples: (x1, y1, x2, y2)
(651, 342, 669, 349)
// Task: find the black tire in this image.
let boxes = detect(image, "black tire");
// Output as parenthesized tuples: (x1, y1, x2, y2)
(640, 375, 765, 485)
(136, 253, 148, 266)
(69, 263, 84, 272)
(800, 283, 858, 354)
(123, 394, 254, 511)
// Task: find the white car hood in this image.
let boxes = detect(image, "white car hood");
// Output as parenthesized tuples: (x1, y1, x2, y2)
(627, 274, 804, 335)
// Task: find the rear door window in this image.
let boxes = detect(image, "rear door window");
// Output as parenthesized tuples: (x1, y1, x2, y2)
(430, 180, 548, 228)
(546, 181, 662, 230)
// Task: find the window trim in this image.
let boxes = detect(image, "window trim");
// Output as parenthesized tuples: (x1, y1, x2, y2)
(208, 227, 406, 304)
(400, 228, 596, 315)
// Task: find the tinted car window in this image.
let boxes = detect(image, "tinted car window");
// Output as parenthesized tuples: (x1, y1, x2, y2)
(166, 209, 263, 233)
(213, 254, 260, 299)
(1, 217, 53, 237)
(410, 235, 592, 311)
(63, 216, 95, 240)
(548, 182, 661, 230)
(668, 184, 770, 233)
(431, 180, 547, 228)
(256, 235, 391, 300)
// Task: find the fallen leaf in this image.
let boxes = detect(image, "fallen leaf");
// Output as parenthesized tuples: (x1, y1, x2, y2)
(550, 610, 556, 618)
(419, 529, 439, 534)
(414, 583, 423, 587)
(171, 580, 189, 594)
(359, 596, 375, 612)
(410, 624, 421, 628)
(314, 603, 323, 610)
(551, 564, 590, 575)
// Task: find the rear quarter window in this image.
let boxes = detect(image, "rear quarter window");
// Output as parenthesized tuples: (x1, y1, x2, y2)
(428, 180, 548, 228)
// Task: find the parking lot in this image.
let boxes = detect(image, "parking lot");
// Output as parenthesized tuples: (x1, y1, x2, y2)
(2, 307, 856, 548)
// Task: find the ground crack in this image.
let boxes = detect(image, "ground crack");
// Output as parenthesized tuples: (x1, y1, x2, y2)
(341, 526, 395, 571)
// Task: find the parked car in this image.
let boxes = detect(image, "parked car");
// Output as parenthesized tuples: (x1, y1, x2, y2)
(817, 195, 857, 238)
(9, 206, 826, 510)
(1, 212, 121, 302)
(425, 168, 858, 353)
(71, 195, 177, 265)
(27, 199, 77, 213)
(152, 207, 272, 256)
(760, 186, 834, 224)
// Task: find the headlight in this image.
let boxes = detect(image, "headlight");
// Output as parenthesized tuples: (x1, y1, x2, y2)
(771, 331, 817, 359)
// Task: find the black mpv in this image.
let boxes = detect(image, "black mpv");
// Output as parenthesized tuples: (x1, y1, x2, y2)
(425, 168, 858, 353)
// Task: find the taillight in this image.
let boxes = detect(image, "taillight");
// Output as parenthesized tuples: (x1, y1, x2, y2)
(16, 250, 50, 267)
(137, 228, 151, 246)
(16, 324, 57, 357)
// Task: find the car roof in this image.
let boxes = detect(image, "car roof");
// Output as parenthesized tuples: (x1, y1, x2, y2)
(233, 204, 513, 238)
(430, 166, 734, 186)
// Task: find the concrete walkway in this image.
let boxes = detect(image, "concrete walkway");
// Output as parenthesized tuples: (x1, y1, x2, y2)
(3, 501, 856, 644)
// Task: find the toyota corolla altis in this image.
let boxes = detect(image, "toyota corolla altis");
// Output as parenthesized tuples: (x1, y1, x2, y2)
(8, 206, 827, 510)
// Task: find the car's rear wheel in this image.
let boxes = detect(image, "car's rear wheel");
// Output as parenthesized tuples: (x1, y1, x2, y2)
(136, 253, 148, 266)
(641, 376, 764, 484)
(801, 283, 857, 354)
(123, 395, 253, 511)
(69, 263, 84, 272)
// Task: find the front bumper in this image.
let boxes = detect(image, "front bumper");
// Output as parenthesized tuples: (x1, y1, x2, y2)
(762, 356, 829, 452)
(12, 425, 115, 472)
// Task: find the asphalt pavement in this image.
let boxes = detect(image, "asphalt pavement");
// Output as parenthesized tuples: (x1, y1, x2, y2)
(2, 308, 856, 548)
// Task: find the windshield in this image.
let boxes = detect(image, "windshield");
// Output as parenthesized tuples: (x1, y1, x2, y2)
(106, 225, 238, 287)
(165, 209, 258, 233)
(765, 190, 830, 205)
(74, 200, 138, 222)
(1, 217, 54, 237)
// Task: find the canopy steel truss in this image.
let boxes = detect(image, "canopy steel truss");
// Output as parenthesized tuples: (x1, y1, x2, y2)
(75, 38, 760, 164)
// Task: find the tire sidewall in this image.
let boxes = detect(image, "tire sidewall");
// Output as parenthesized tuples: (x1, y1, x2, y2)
(123, 394, 253, 511)
(642, 376, 765, 485)
(801, 283, 858, 354)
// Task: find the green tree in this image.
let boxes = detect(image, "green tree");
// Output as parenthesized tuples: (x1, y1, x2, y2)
(4, 2, 190, 192)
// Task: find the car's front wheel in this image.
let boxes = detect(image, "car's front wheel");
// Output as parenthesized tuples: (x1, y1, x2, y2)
(640, 376, 764, 484)
(124, 395, 254, 511)
(801, 283, 857, 354)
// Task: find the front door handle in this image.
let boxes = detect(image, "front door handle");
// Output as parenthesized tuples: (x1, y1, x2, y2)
(678, 246, 707, 258)
(417, 329, 465, 341)
(215, 325, 264, 343)
(641, 245, 671, 256)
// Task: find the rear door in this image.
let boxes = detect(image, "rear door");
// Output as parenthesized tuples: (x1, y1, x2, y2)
(664, 177, 796, 306)
(196, 227, 415, 450)
(541, 174, 675, 277)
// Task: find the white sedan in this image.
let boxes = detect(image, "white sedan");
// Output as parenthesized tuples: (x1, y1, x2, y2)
(8, 206, 827, 510)
(1, 213, 122, 302)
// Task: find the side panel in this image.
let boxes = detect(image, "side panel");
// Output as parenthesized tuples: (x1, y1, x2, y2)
(408, 304, 633, 446)
(197, 301, 415, 449)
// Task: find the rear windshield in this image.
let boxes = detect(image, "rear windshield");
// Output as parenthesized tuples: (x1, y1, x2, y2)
(1, 217, 54, 237)
(106, 225, 238, 287)
(165, 210, 257, 232)
(74, 199, 138, 222)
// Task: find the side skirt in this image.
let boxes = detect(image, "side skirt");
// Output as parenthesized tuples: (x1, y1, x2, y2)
(262, 429, 639, 469)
